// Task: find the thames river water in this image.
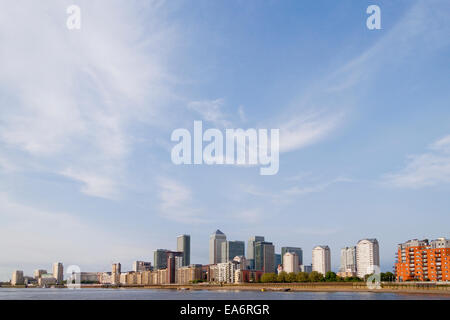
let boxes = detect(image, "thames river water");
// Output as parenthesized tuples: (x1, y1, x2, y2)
(0, 288, 449, 300)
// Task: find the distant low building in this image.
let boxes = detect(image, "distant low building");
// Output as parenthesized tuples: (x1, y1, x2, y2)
(300, 264, 313, 273)
(34, 269, 47, 279)
(38, 274, 56, 287)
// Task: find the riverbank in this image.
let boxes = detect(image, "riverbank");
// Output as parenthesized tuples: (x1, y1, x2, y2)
(77, 282, 450, 296)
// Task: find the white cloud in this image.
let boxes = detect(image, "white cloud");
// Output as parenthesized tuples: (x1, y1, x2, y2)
(157, 177, 206, 224)
(0, 1, 176, 199)
(187, 98, 231, 127)
(383, 135, 450, 188)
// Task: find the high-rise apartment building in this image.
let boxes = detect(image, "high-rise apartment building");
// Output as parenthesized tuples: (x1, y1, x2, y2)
(33, 269, 47, 279)
(340, 246, 357, 273)
(177, 234, 191, 266)
(281, 247, 303, 266)
(395, 238, 450, 282)
(247, 236, 265, 269)
(209, 230, 227, 264)
(356, 239, 380, 279)
(254, 241, 275, 272)
(133, 261, 152, 272)
(11, 270, 24, 286)
(53, 262, 64, 284)
(154, 249, 170, 270)
(283, 252, 300, 274)
(221, 240, 245, 263)
(312, 246, 331, 275)
(167, 251, 183, 284)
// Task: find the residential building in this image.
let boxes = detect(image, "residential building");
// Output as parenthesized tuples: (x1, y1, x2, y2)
(154, 249, 170, 270)
(38, 274, 56, 287)
(33, 269, 47, 279)
(177, 234, 191, 266)
(281, 247, 303, 266)
(356, 239, 380, 279)
(221, 240, 245, 263)
(167, 251, 183, 284)
(247, 236, 264, 269)
(234, 270, 264, 283)
(53, 262, 63, 284)
(312, 245, 331, 275)
(112, 263, 121, 285)
(395, 238, 450, 282)
(217, 261, 239, 283)
(176, 264, 203, 284)
(283, 252, 300, 274)
(133, 261, 152, 272)
(11, 270, 24, 286)
(254, 241, 275, 273)
(340, 246, 357, 273)
(209, 229, 227, 264)
(232, 256, 248, 270)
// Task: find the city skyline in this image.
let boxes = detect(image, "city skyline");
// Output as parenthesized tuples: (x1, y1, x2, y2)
(1, 0, 450, 282)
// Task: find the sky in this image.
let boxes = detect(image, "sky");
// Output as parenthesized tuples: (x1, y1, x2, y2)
(0, 0, 449, 281)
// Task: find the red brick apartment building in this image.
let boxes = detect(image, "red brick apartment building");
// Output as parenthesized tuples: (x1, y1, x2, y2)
(395, 238, 450, 282)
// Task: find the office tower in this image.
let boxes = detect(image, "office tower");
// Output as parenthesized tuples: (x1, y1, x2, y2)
(356, 239, 380, 278)
(133, 261, 152, 272)
(395, 238, 450, 282)
(340, 246, 357, 273)
(281, 247, 303, 266)
(177, 234, 191, 266)
(221, 240, 245, 262)
(254, 241, 275, 272)
(154, 249, 170, 270)
(53, 262, 64, 284)
(167, 251, 183, 284)
(209, 229, 227, 264)
(33, 269, 47, 279)
(312, 246, 331, 275)
(283, 252, 299, 274)
(247, 236, 265, 269)
(275, 254, 281, 273)
(11, 270, 24, 286)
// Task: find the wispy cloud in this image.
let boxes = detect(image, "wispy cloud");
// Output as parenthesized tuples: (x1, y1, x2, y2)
(0, 1, 176, 199)
(187, 98, 231, 127)
(157, 177, 206, 224)
(383, 135, 450, 188)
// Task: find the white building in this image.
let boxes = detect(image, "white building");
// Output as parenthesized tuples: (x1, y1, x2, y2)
(283, 252, 299, 274)
(217, 261, 238, 283)
(312, 245, 331, 275)
(209, 229, 227, 265)
(53, 262, 64, 284)
(11, 270, 24, 286)
(356, 239, 380, 279)
(133, 261, 152, 272)
(340, 246, 357, 273)
(33, 269, 47, 279)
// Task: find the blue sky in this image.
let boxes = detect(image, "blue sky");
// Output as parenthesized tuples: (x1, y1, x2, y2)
(0, 0, 449, 280)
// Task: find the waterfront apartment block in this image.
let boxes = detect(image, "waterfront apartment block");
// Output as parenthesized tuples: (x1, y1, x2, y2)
(52, 262, 64, 284)
(395, 238, 450, 282)
(356, 239, 380, 278)
(283, 252, 300, 274)
(312, 245, 331, 275)
(11, 270, 24, 286)
(340, 246, 357, 274)
(281, 247, 303, 266)
(133, 261, 152, 272)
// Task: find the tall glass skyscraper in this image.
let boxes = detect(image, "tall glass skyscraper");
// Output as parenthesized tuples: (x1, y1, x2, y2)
(177, 234, 191, 266)
(247, 236, 265, 269)
(221, 240, 245, 262)
(209, 230, 227, 264)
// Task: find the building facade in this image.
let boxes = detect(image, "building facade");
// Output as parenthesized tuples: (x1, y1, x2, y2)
(154, 249, 170, 270)
(283, 252, 300, 274)
(209, 230, 227, 265)
(254, 241, 275, 273)
(312, 245, 331, 275)
(340, 246, 357, 273)
(247, 236, 265, 269)
(281, 247, 303, 266)
(133, 261, 152, 272)
(395, 238, 450, 282)
(52, 262, 63, 284)
(356, 239, 380, 279)
(11, 270, 24, 286)
(177, 234, 191, 266)
(221, 240, 245, 263)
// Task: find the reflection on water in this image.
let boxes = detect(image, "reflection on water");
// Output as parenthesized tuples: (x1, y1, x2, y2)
(0, 288, 449, 300)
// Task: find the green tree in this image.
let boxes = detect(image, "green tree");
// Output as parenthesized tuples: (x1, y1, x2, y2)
(308, 271, 324, 282)
(261, 273, 277, 283)
(325, 271, 337, 282)
(381, 272, 395, 282)
(277, 271, 288, 283)
(296, 272, 309, 282)
(287, 272, 297, 283)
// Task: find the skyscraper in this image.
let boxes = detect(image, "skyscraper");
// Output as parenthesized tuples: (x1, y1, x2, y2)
(312, 246, 331, 275)
(52, 262, 63, 284)
(281, 247, 303, 266)
(11, 270, 24, 286)
(356, 239, 380, 279)
(177, 234, 191, 266)
(209, 229, 227, 264)
(340, 246, 357, 273)
(154, 249, 170, 270)
(254, 241, 275, 272)
(283, 252, 299, 274)
(167, 251, 183, 283)
(221, 240, 245, 262)
(247, 236, 264, 269)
